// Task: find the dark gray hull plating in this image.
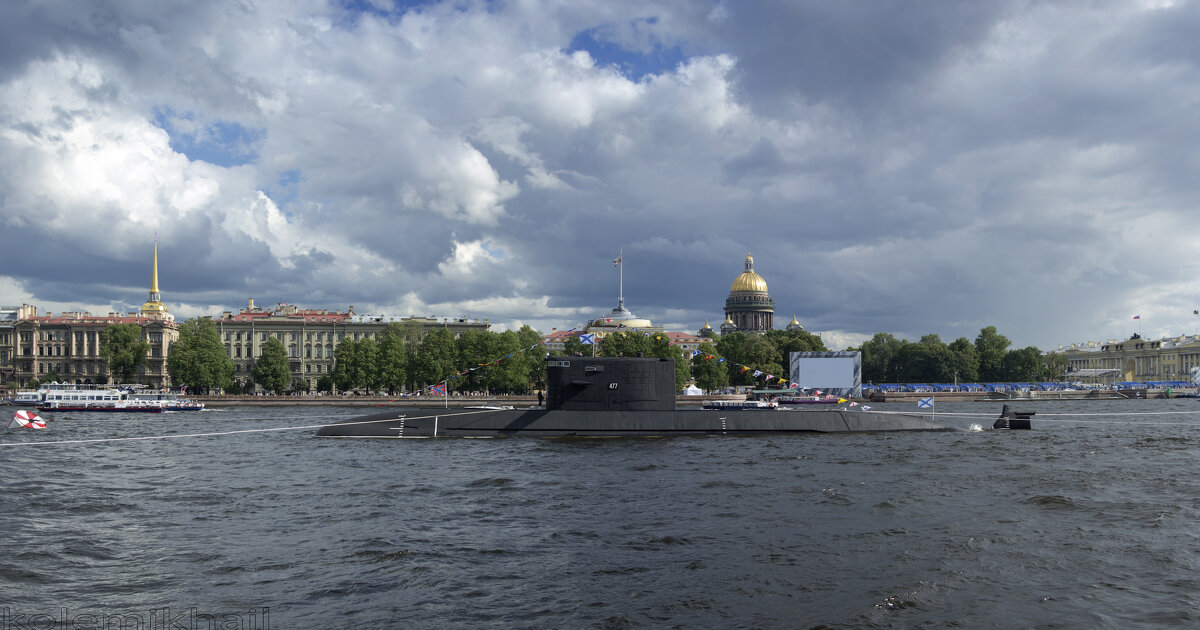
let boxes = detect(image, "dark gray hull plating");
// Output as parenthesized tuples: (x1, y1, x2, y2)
(314, 406, 954, 438)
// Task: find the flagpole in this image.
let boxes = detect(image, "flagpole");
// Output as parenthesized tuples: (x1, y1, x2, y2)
(616, 249, 623, 310)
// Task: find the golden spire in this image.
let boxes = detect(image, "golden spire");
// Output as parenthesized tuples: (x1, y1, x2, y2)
(151, 234, 159, 295)
(141, 234, 168, 319)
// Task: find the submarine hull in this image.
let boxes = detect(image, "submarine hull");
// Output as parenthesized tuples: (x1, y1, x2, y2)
(316, 357, 956, 438)
(314, 406, 953, 438)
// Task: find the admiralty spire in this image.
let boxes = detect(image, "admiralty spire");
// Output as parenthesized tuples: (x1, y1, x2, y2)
(140, 236, 170, 320)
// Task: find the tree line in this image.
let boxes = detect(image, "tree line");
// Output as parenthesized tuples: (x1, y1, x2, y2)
(857, 325, 1068, 385)
(41, 319, 1061, 394)
(165, 320, 828, 394)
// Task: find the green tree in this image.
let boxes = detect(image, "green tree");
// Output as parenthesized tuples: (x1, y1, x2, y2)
(562, 334, 593, 357)
(376, 326, 409, 395)
(948, 337, 980, 383)
(860, 333, 903, 383)
(316, 375, 334, 393)
(644, 332, 689, 391)
(740, 334, 784, 386)
(715, 332, 753, 386)
(291, 378, 310, 393)
(599, 331, 648, 357)
(488, 330, 529, 394)
(691, 342, 729, 392)
(413, 327, 457, 390)
(1041, 351, 1069, 381)
(167, 318, 235, 393)
(763, 328, 827, 355)
(332, 338, 378, 392)
(355, 339, 380, 392)
(1002, 346, 1044, 382)
(100, 323, 150, 383)
(456, 329, 497, 393)
(332, 339, 359, 392)
(252, 337, 292, 394)
(976, 326, 1011, 382)
(514, 325, 547, 392)
(909, 334, 953, 382)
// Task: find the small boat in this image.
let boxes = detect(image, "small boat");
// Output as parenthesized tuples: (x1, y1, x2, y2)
(777, 394, 841, 405)
(10, 389, 44, 406)
(701, 400, 777, 410)
(129, 390, 205, 411)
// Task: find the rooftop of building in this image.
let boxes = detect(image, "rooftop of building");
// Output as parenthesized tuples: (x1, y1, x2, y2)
(1059, 334, 1200, 352)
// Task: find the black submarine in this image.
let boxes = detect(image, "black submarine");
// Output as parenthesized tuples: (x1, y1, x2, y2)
(315, 356, 984, 438)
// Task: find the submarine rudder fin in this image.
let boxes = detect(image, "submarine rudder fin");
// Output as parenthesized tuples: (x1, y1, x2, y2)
(993, 404, 1034, 430)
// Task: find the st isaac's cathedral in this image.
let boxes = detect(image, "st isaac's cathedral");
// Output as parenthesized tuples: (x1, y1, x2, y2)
(699, 253, 804, 338)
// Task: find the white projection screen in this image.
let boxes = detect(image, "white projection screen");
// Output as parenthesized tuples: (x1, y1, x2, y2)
(789, 351, 862, 398)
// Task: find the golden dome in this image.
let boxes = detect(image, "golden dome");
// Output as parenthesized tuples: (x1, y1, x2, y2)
(730, 253, 768, 293)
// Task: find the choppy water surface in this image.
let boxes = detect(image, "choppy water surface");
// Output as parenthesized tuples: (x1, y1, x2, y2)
(4, 400, 1200, 628)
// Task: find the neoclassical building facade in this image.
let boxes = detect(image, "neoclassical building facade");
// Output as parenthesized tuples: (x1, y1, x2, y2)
(6, 239, 178, 388)
(210, 299, 489, 390)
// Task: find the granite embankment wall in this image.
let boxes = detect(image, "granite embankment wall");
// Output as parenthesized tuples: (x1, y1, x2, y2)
(195, 388, 1198, 407)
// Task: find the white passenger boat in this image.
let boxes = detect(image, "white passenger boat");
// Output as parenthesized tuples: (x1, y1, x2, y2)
(35, 383, 165, 413)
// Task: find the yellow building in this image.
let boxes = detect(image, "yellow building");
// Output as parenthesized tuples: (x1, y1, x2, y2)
(1059, 334, 1200, 385)
(210, 299, 489, 391)
(9, 240, 178, 388)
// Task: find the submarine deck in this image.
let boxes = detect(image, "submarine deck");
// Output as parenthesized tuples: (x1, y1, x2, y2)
(314, 406, 953, 438)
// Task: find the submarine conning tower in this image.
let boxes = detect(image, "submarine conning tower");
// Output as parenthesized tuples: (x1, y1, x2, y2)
(545, 356, 677, 412)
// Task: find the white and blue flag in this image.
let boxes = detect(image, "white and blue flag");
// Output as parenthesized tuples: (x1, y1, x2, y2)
(917, 397, 934, 409)
(580, 333, 596, 345)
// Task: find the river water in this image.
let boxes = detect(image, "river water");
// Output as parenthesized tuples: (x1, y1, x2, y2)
(2, 399, 1200, 629)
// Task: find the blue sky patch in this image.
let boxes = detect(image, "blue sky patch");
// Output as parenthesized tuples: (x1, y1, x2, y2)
(153, 108, 262, 167)
(568, 22, 688, 81)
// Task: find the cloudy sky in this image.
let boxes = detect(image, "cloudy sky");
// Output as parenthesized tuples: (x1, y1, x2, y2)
(2, 0, 1198, 351)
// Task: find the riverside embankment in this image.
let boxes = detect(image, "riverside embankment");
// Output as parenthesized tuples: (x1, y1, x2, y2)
(194, 388, 1200, 407)
(193, 394, 747, 408)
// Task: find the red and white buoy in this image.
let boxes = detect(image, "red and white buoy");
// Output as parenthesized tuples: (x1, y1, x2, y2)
(9, 410, 47, 429)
